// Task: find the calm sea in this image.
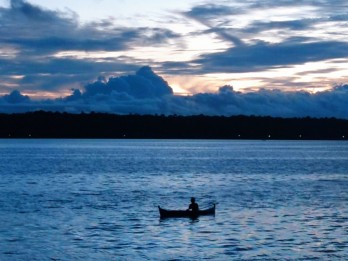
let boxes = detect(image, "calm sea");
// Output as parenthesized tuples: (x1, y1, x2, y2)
(0, 139, 347, 260)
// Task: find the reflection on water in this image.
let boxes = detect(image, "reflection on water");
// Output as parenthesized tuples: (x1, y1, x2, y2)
(0, 139, 347, 260)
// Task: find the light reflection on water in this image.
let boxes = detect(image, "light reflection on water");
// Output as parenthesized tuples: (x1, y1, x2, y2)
(0, 139, 347, 260)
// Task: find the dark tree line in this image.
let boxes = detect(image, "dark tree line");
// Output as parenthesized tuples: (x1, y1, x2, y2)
(0, 111, 347, 139)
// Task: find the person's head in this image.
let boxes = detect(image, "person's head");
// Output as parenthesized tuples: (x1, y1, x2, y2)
(191, 197, 195, 203)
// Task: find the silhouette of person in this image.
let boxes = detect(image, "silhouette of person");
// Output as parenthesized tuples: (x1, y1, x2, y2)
(188, 197, 199, 214)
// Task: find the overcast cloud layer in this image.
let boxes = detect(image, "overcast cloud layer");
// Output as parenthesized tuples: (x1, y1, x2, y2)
(1, 0, 348, 118)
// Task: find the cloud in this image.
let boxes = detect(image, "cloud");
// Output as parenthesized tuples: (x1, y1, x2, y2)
(183, 4, 245, 47)
(243, 20, 314, 34)
(0, 0, 180, 93)
(0, 67, 348, 119)
(1, 0, 348, 105)
(184, 4, 238, 18)
(195, 40, 348, 73)
(81, 66, 173, 99)
(3, 90, 30, 104)
(177, 0, 348, 77)
(59, 66, 175, 114)
(2, 0, 178, 55)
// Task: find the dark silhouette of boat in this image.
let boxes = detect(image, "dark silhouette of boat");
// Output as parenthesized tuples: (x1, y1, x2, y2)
(158, 204, 216, 219)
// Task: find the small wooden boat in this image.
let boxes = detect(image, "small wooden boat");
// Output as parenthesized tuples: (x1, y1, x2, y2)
(158, 204, 216, 219)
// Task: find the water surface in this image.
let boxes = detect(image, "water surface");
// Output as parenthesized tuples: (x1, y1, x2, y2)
(0, 139, 347, 260)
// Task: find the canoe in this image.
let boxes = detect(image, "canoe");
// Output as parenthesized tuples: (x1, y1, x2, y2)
(158, 204, 215, 219)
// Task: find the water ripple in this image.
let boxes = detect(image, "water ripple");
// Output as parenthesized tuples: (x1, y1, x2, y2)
(0, 140, 347, 260)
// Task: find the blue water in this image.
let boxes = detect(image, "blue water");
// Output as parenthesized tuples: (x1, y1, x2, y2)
(0, 139, 347, 260)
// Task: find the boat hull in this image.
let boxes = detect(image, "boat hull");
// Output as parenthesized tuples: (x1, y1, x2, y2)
(158, 204, 215, 219)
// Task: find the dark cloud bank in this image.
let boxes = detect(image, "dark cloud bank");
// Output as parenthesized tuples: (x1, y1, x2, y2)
(0, 0, 178, 92)
(1, 66, 348, 119)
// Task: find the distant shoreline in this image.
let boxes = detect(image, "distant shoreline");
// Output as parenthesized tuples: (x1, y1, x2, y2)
(1, 111, 347, 140)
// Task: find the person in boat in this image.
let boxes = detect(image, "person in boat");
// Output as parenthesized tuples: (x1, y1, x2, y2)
(188, 197, 199, 214)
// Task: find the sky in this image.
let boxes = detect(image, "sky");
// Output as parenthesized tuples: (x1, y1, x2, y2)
(1, 0, 348, 118)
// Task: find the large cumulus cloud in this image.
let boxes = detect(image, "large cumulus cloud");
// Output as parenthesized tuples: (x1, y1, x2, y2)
(82, 66, 173, 99)
(0, 66, 348, 119)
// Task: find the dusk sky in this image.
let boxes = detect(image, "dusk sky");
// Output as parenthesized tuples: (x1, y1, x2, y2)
(1, 0, 348, 118)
